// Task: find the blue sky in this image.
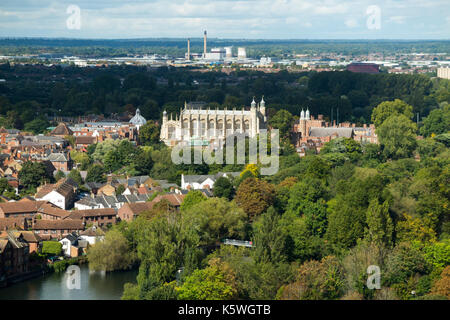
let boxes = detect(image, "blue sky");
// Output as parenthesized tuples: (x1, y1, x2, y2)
(0, 0, 449, 39)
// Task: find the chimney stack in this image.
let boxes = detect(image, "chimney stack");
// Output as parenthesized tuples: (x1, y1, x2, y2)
(187, 38, 190, 60)
(203, 30, 207, 57)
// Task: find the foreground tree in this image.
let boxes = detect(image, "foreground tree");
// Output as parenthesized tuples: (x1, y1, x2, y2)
(235, 177, 275, 220)
(88, 229, 136, 272)
(377, 114, 417, 160)
(371, 99, 414, 128)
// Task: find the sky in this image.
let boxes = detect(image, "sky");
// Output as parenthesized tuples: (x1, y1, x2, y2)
(0, 0, 449, 39)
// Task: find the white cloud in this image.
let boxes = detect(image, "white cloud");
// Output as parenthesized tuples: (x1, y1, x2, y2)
(345, 18, 358, 28)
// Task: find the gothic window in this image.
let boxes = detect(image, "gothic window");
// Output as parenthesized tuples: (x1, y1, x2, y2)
(226, 119, 232, 135)
(235, 119, 242, 132)
(244, 120, 250, 131)
(208, 119, 215, 136)
(191, 120, 198, 136)
(217, 119, 224, 132)
(201, 120, 206, 136)
(168, 125, 176, 139)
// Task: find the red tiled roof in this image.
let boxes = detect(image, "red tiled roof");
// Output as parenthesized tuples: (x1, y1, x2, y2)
(33, 219, 84, 230)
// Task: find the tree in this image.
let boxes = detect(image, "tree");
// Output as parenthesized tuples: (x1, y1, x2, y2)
(23, 117, 50, 134)
(67, 169, 83, 186)
(139, 120, 161, 146)
(183, 198, 246, 246)
(430, 266, 450, 298)
(88, 229, 136, 272)
(252, 207, 288, 263)
(365, 199, 394, 247)
(371, 99, 414, 128)
(177, 263, 238, 300)
(116, 184, 125, 195)
(180, 190, 207, 212)
(18, 161, 53, 190)
(420, 104, 450, 137)
(213, 176, 234, 200)
(54, 170, 65, 181)
(377, 114, 418, 160)
(85, 164, 106, 183)
(278, 256, 345, 300)
(269, 109, 294, 138)
(235, 178, 276, 220)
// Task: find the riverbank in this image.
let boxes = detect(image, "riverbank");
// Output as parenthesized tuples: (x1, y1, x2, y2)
(0, 256, 88, 289)
(0, 263, 138, 300)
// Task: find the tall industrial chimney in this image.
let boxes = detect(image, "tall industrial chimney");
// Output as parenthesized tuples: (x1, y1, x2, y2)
(187, 38, 190, 60)
(203, 30, 207, 57)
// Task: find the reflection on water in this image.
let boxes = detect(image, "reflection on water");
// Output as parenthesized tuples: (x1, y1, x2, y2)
(0, 264, 138, 300)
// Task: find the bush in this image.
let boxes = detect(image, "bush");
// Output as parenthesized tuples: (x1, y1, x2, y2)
(41, 241, 62, 256)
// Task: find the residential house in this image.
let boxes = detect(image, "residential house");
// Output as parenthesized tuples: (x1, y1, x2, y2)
(181, 172, 240, 190)
(0, 217, 29, 231)
(0, 230, 30, 278)
(79, 226, 105, 245)
(74, 193, 151, 210)
(59, 233, 80, 257)
(46, 152, 72, 172)
(35, 178, 76, 209)
(66, 208, 117, 227)
(32, 219, 84, 240)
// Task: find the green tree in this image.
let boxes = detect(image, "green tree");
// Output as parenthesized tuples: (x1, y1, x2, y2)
(54, 170, 65, 181)
(377, 114, 418, 160)
(371, 99, 414, 128)
(365, 199, 394, 247)
(177, 264, 237, 300)
(213, 176, 234, 200)
(269, 109, 294, 138)
(67, 169, 83, 186)
(85, 164, 106, 183)
(88, 229, 136, 272)
(419, 105, 450, 137)
(183, 198, 246, 246)
(18, 161, 53, 190)
(180, 190, 207, 212)
(139, 120, 161, 146)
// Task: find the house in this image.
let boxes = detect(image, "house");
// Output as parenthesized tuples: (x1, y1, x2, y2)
(59, 233, 80, 257)
(66, 208, 117, 227)
(19, 231, 41, 254)
(46, 152, 72, 172)
(50, 122, 73, 137)
(117, 193, 186, 221)
(118, 202, 155, 221)
(32, 219, 84, 240)
(74, 193, 151, 210)
(0, 230, 30, 278)
(0, 200, 43, 220)
(75, 136, 97, 150)
(35, 178, 76, 209)
(181, 172, 240, 190)
(79, 226, 105, 245)
(97, 183, 116, 196)
(0, 217, 29, 231)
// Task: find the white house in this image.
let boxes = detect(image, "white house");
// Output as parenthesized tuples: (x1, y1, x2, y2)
(181, 172, 240, 190)
(79, 226, 105, 245)
(35, 178, 75, 210)
(59, 233, 79, 257)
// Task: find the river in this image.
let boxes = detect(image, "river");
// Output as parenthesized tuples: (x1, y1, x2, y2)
(0, 264, 138, 300)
